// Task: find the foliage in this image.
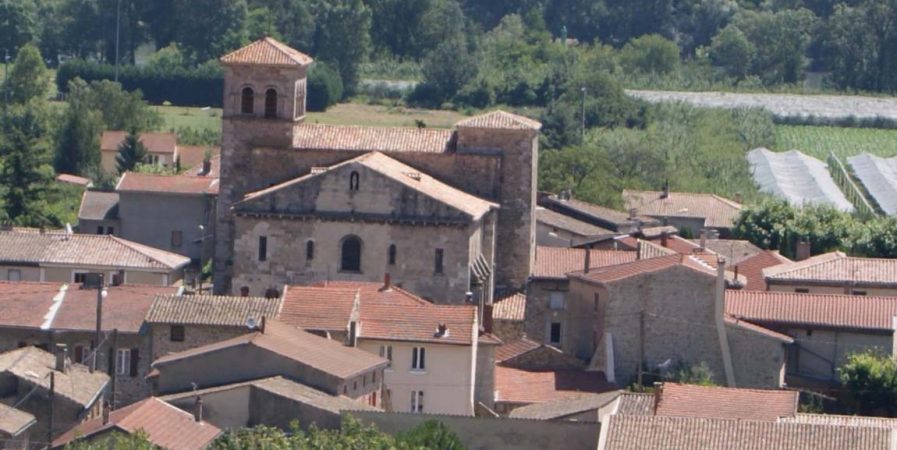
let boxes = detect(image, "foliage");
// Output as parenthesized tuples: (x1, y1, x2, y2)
(64, 429, 156, 450)
(171, 0, 249, 64)
(314, 0, 373, 95)
(3, 43, 50, 104)
(619, 34, 681, 75)
(838, 351, 897, 416)
(61, 78, 162, 132)
(53, 80, 103, 176)
(307, 62, 345, 112)
(397, 420, 466, 450)
(709, 25, 754, 79)
(668, 362, 717, 386)
(774, 125, 897, 160)
(133, 163, 177, 175)
(115, 130, 148, 174)
(821, 0, 897, 93)
(0, 0, 37, 55)
(0, 102, 55, 226)
(175, 127, 221, 147)
(850, 217, 897, 259)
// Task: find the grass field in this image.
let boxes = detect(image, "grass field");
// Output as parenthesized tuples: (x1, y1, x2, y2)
(152, 103, 470, 133)
(774, 125, 897, 160)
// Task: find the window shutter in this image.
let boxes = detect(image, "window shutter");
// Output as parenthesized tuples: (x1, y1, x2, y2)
(129, 348, 139, 377)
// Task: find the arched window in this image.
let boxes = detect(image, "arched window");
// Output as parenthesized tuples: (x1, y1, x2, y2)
(388, 244, 396, 265)
(265, 88, 278, 118)
(241, 87, 254, 114)
(341, 236, 362, 272)
(306, 240, 315, 261)
(349, 171, 360, 191)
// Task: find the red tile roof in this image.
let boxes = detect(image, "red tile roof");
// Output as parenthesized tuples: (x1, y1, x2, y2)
(569, 254, 717, 285)
(493, 292, 526, 322)
(101, 131, 176, 154)
(278, 286, 358, 332)
(219, 37, 313, 67)
(56, 173, 91, 186)
(456, 110, 541, 130)
(532, 246, 636, 280)
(117, 172, 219, 196)
(146, 294, 281, 327)
(52, 397, 221, 450)
(734, 250, 792, 290)
(360, 301, 476, 346)
(495, 337, 540, 363)
(726, 290, 897, 332)
(623, 190, 742, 228)
(724, 315, 794, 343)
(293, 124, 454, 153)
(655, 383, 798, 421)
(494, 366, 616, 404)
(177, 146, 220, 173)
(0, 282, 65, 329)
(763, 251, 897, 288)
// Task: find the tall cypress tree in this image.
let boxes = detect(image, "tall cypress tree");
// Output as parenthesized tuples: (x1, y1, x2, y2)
(115, 129, 148, 174)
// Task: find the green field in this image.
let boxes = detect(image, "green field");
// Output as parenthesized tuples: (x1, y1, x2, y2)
(774, 125, 897, 160)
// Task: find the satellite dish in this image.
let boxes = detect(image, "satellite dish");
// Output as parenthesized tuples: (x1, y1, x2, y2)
(246, 317, 257, 330)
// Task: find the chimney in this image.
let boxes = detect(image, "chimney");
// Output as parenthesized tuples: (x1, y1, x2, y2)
(464, 291, 474, 304)
(653, 382, 663, 413)
(795, 240, 811, 261)
(660, 232, 668, 248)
(201, 159, 212, 176)
(628, 208, 638, 220)
(660, 181, 669, 199)
(194, 396, 203, 422)
(583, 249, 592, 274)
(483, 305, 494, 334)
(381, 273, 391, 291)
(259, 316, 266, 333)
(102, 401, 111, 424)
(699, 230, 706, 250)
(434, 323, 448, 338)
(55, 344, 68, 372)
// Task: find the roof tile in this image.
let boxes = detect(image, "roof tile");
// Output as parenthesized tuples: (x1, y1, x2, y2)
(494, 366, 616, 404)
(493, 292, 526, 322)
(726, 289, 897, 331)
(101, 131, 176, 154)
(623, 189, 742, 228)
(456, 110, 541, 130)
(763, 251, 897, 288)
(117, 172, 219, 196)
(220, 37, 313, 66)
(293, 124, 454, 153)
(655, 383, 798, 421)
(532, 246, 636, 279)
(146, 294, 282, 327)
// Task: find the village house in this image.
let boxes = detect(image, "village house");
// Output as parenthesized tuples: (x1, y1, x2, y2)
(763, 251, 897, 295)
(535, 207, 613, 248)
(0, 402, 35, 450)
(52, 397, 221, 450)
(622, 188, 743, 238)
(77, 191, 120, 236)
(0, 228, 190, 285)
(99, 131, 177, 173)
(214, 38, 540, 304)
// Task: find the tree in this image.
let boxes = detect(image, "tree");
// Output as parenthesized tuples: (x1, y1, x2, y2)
(0, 102, 54, 225)
(307, 62, 344, 112)
(3, 43, 50, 105)
(413, 36, 477, 107)
(54, 80, 104, 176)
(709, 25, 754, 79)
(63, 430, 156, 450)
(0, 0, 37, 55)
(115, 130, 148, 173)
(838, 351, 897, 416)
(619, 34, 681, 75)
(851, 216, 897, 258)
(733, 199, 798, 254)
(314, 0, 372, 95)
(66, 79, 162, 132)
(539, 144, 623, 208)
(398, 420, 466, 450)
(729, 8, 818, 85)
(173, 0, 249, 63)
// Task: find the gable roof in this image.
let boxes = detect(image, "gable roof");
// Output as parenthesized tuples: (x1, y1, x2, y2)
(0, 403, 35, 437)
(763, 252, 897, 288)
(782, 413, 897, 429)
(614, 393, 655, 416)
(569, 254, 717, 285)
(0, 230, 190, 271)
(622, 189, 742, 228)
(726, 290, 897, 332)
(493, 292, 526, 322)
(725, 315, 794, 343)
(536, 208, 613, 237)
(56, 173, 91, 187)
(0, 346, 109, 407)
(293, 124, 455, 153)
(146, 294, 282, 327)
(495, 337, 541, 363)
(494, 366, 616, 404)
(52, 397, 221, 450)
(153, 320, 388, 379)
(101, 131, 176, 154)
(278, 286, 358, 333)
(694, 239, 763, 265)
(456, 110, 541, 130)
(117, 172, 219, 196)
(239, 151, 497, 220)
(0, 282, 68, 329)
(734, 250, 792, 290)
(220, 37, 313, 67)
(509, 391, 622, 420)
(655, 383, 798, 421)
(539, 196, 658, 231)
(78, 190, 119, 221)
(532, 246, 636, 280)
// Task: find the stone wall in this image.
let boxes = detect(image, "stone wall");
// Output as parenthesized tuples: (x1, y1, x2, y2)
(726, 323, 786, 388)
(149, 323, 248, 361)
(118, 191, 214, 261)
(474, 343, 496, 409)
(525, 279, 575, 354)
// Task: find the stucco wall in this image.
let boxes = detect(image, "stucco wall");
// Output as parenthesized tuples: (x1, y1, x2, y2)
(726, 324, 786, 388)
(168, 385, 252, 429)
(118, 191, 214, 260)
(0, 265, 40, 282)
(781, 327, 892, 382)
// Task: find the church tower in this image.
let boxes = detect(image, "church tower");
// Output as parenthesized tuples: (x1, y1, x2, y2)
(214, 38, 313, 293)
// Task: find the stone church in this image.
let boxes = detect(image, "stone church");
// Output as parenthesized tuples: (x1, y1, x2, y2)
(213, 38, 540, 305)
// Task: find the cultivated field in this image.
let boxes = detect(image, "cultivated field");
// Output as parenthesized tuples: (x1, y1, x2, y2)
(774, 125, 897, 160)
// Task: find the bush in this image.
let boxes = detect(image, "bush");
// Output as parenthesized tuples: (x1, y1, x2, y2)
(307, 62, 344, 112)
(619, 34, 682, 75)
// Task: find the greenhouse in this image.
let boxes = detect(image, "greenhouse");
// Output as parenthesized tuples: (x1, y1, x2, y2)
(747, 148, 854, 212)
(848, 153, 897, 215)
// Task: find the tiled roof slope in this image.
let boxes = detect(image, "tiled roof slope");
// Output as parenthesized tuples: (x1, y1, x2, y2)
(536, 208, 613, 236)
(117, 172, 219, 196)
(764, 251, 897, 287)
(456, 110, 541, 130)
(183, 154, 221, 178)
(278, 286, 358, 332)
(782, 413, 897, 429)
(532, 246, 636, 279)
(177, 146, 220, 172)
(0, 282, 66, 329)
(734, 250, 792, 290)
(725, 316, 794, 343)
(614, 393, 654, 416)
(220, 37, 313, 66)
(78, 190, 119, 221)
(0, 403, 35, 437)
(540, 196, 658, 229)
(360, 301, 476, 345)
(56, 173, 91, 187)
(509, 391, 621, 420)
(0, 230, 190, 270)
(147, 294, 282, 327)
(695, 239, 763, 264)
(52, 397, 221, 450)
(493, 292, 526, 321)
(495, 337, 540, 363)
(569, 254, 716, 285)
(727, 290, 897, 331)
(602, 415, 890, 450)
(293, 124, 454, 153)
(655, 383, 798, 421)
(0, 347, 108, 407)
(623, 189, 742, 228)
(495, 366, 616, 404)
(101, 131, 176, 154)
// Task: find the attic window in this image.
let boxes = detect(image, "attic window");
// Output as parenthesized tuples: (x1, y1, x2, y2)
(349, 171, 360, 191)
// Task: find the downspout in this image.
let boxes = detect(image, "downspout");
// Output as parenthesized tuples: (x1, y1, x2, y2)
(715, 256, 736, 387)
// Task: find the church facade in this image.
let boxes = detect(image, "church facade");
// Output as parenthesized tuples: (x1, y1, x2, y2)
(213, 38, 540, 304)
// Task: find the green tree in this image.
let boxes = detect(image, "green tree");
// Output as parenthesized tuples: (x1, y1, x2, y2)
(539, 144, 623, 208)
(619, 34, 681, 75)
(0, 102, 54, 225)
(64, 430, 156, 450)
(173, 0, 249, 63)
(3, 43, 50, 105)
(838, 351, 897, 416)
(314, 0, 372, 95)
(730, 8, 818, 84)
(851, 216, 897, 258)
(66, 79, 162, 132)
(115, 130, 148, 173)
(54, 80, 104, 176)
(398, 420, 466, 450)
(733, 199, 798, 254)
(414, 36, 477, 107)
(0, 0, 37, 55)
(709, 25, 755, 79)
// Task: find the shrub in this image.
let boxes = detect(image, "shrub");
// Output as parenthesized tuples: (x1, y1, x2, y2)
(307, 62, 344, 112)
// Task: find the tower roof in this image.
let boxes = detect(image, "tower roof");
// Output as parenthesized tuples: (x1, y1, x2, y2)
(220, 37, 313, 67)
(456, 110, 542, 130)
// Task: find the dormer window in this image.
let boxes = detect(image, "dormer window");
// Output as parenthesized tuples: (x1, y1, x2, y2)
(241, 87, 254, 114)
(265, 88, 278, 118)
(350, 171, 360, 191)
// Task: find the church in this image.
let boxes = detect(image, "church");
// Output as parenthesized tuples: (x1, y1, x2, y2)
(213, 38, 541, 305)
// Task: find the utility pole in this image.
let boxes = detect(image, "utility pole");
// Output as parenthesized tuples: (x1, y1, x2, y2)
(92, 274, 105, 372)
(114, 0, 121, 82)
(48, 372, 55, 444)
(198, 224, 205, 294)
(637, 310, 645, 388)
(109, 328, 118, 409)
(580, 86, 587, 144)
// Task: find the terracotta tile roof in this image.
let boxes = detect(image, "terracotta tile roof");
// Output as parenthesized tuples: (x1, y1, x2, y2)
(0, 403, 35, 437)
(220, 37, 313, 67)
(493, 292, 526, 322)
(56, 173, 91, 187)
(360, 302, 476, 345)
(0, 230, 190, 271)
(537, 208, 613, 237)
(54, 285, 178, 333)
(117, 172, 219, 196)
(725, 315, 794, 343)
(655, 383, 798, 421)
(602, 414, 891, 450)
(540, 195, 660, 231)
(733, 250, 792, 290)
(619, 234, 703, 255)
(293, 124, 454, 153)
(455, 110, 541, 130)
(153, 320, 387, 379)
(622, 189, 742, 228)
(495, 337, 540, 363)
(569, 254, 717, 285)
(494, 366, 616, 404)
(532, 246, 636, 280)
(614, 393, 655, 416)
(78, 190, 119, 221)
(695, 239, 763, 264)
(509, 391, 621, 420)
(764, 251, 897, 288)
(52, 397, 221, 450)
(241, 151, 496, 220)
(101, 131, 176, 154)
(146, 294, 281, 327)
(313, 281, 432, 307)
(478, 332, 503, 345)
(782, 413, 897, 429)
(0, 346, 109, 407)
(278, 286, 358, 332)
(177, 146, 220, 173)
(726, 290, 897, 332)
(0, 282, 67, 329)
